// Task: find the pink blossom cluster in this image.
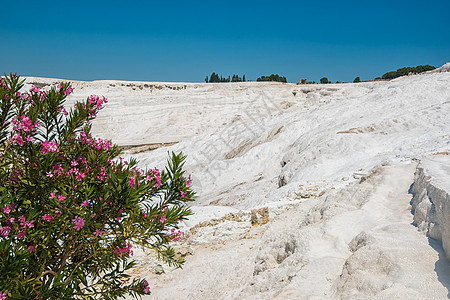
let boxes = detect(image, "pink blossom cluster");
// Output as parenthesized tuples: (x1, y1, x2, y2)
(65, 167, 86, 182)
(1, 215, 36, 240)
(185, 174, 192, 187)
(18, 215, 34, 229)
(29, 86, 41, 93)
(46, 156, 93, 181)
(54, 208, 61, 217)
(41, 140, 59, 154)
(58, 106, 68, 115)
(12, 115, 40, 132)
(87, 95, 108, 109)
(3, 204, 17, 215)
(145, 168, 162, 187)
(94, 229, 105, 236)
(114, 242, 133, 257)
(0, 226, 11, 237)
(169, 228, 185, 242)
(97, 167, 108, 181)
(27, 86, 49, 106)
(0, 291, 6, 300)
(11, 133, 33, 146)
(85, 95, 108, 118)
(57, 84, 73, 96)
(77, 131, 112, 151)
(46, 164, 63, 178)
(10, 115, 40, 146)
(42, 214, 54, 222)
(128, 175, 137, 188)
(17, 92, 32, 106)
(72, 216, 85, 231)
(143, 280, 150, 294)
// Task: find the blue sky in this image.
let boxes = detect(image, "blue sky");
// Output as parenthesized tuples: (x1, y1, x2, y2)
(1, 0, 449, 82)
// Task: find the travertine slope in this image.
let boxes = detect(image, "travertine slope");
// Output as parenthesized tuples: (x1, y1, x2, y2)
(24, 66, 450, 299)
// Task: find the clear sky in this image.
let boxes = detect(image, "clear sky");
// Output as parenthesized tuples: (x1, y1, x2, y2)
(1, 0, 449, 83)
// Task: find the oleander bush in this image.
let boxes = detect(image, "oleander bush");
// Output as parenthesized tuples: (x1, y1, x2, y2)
(0, 73, 195, 299)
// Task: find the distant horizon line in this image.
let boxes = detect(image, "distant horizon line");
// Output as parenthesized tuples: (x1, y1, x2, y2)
(4, 61, 447, 84)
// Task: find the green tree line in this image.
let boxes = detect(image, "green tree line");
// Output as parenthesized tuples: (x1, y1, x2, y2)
(205, 72, 246, 83)
(381, 65, 436, 80)
(256, 74, 287, 83)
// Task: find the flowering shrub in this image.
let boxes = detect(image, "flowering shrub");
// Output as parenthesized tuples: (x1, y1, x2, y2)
(0, 74, 195, 299)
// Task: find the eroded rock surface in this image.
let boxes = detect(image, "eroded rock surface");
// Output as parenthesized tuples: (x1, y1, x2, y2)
(410, 155, 450, 260)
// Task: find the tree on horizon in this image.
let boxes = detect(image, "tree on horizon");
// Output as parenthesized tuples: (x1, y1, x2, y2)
(256, 74, 287, 83)
(381, 65, 435, 80)
(320, 77, 330, 84)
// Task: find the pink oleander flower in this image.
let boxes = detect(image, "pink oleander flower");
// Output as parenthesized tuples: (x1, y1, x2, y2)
(181, 191, 186, 198)
(169, 227, 185, 242)
(18, 215, 34, 229)
(59, 106, 68, 115)
(52, 164, 63, 175)
(72, 216, 85, 231)
(41, 140, 59, 154)
(57, 194, 66, 202)
(24, 220, 34, 229)
(81, 200, 89, 207)
(97, 171, 107, 181)
(87, 95, 108, 110)
(0, 226, 11, 237)
(17, 228, 27, 240)
(28, 245, 35, 252)
(186, 174, 192, 187)
(11, 133, 25, 146)
(147, 168, 162, 187)
(3, 206, 11, 215)
(114, 242, 133, 257)
(65, 86, 73, 95)
(0, 291, 6, 300)
(160, 216, 167, 223)
(76, 172, 86, 181)
(46, 171, 53, 178)
(30, 86, 40, 93)
(58, 85, 73, 96)
(49, 192, 56, 199)
(94, 229, 105, 236)
(128, 175, 136, 188)
(42, 214, 54, 222)
(15, 116, 32, 132)
(143, 280, 150, 294)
